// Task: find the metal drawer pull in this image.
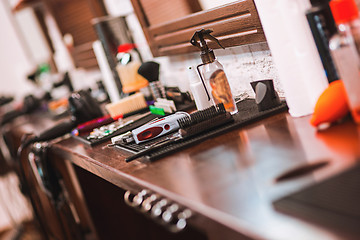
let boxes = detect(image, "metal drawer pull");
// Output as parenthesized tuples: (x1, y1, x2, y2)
(141, 193, 160, 212)
(132, 189, 149, 207)
(124, 190, 137, 207)
(178, 209, 192, 219)
(124, 189, 192, 233)
(169, 209, 192, 233)
(162, 203, 179, 223)
(151, 198, 169, 218)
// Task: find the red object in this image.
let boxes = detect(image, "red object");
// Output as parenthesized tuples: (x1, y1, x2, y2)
(117, 43, 137, 53)
(330, 0, 359, 24)
(136, 127, 163, 141)
(76, 114, 123, 135)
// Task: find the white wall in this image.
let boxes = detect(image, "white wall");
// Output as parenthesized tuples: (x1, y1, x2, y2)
(0, 1, 101, 100)
(15, 8, 51, 65)
(0, 0, 36, 99)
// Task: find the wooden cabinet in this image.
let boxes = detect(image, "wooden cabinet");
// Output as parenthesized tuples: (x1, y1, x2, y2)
(130, 0, 265, 57)
(2, 112, 359, 240)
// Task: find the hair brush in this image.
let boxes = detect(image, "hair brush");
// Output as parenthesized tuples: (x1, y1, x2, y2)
(137, 61, 160, 82)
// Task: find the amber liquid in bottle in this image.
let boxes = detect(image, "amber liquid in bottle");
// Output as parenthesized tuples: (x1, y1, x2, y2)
(202, 60, 238, 114)
(209, 69, 236, 112)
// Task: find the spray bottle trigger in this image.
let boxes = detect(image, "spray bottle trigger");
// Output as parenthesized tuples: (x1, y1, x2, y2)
(190, 29, 224, 50)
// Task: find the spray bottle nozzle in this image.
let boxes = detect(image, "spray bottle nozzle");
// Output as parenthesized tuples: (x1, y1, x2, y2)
(190, 29, 224, 49)
(190, 29, 224, 64)
(189, 29, 226, 102)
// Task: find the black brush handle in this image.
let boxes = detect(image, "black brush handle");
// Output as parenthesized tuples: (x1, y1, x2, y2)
(22, 120, 77, 148)
(125, 137, 179, 162)
(36, 120, 77, 142)
(177, 103, 226, 129)
(1, 109, 24, 126)
(179, 113, 233, 138)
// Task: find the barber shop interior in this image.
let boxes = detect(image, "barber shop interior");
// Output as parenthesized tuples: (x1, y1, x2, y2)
(0, 0, 360, 239)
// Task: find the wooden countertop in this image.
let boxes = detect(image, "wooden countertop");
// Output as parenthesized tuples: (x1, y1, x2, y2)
(6, 111, 360, 239)
(47, 111, 359, 240)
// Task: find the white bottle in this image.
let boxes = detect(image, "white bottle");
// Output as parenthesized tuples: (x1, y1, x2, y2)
(254, 0, 329, 117)
(187, 66, 213, 110)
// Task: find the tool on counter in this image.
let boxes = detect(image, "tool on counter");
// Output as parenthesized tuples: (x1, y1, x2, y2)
(153, 98, 176, 113)
(19, 90, 104, 149)
(132, 111, 188, 144)
(118, 111, 189, 145)
(115, 43, 149, 94)
(138, 61, 166, 101)
(0, 95, 13, 107)
(73, 111, 161, 146)
(250, 79, 281, 112)
(149, 106, 166, 116)
(190, 29, 238, 114)
(124, 103, 234, 162)
(105, 92, 148, 118)
(72, 114, 123, 136)
(165, 86, 192, 105)
(124, 132, 183, 162)
(1, 93, 50, 126)
(86, 119, 134, 140)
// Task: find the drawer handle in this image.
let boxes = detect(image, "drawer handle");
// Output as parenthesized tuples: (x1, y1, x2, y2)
(124, 190, 137, 207)
(151, 198, 169, 218)
(162, 203, 179, 223)
(132, 189, 149, 207)
(124, 189, 150, 207)
(169, 209, 192, 233)
(124, 189, 192, 233)
(141, 193, 161, 212)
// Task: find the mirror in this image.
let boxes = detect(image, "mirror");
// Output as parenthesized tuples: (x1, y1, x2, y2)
(130, 0, 265, 57)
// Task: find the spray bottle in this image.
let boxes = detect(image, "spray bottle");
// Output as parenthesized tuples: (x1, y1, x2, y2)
(190, 29, 238, 114)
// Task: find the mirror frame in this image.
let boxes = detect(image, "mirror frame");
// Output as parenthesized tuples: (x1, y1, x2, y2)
(130, 0, 266, 57)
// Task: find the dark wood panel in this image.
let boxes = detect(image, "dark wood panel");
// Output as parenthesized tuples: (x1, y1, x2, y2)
(71, 42, 99, 69)
(139, 0, 201, 26)
(45, 0, 107, 69)
(153, 14, 256, 46)
(75, 166, 207, 240)
(54, 1, 97, 46)
(150, 0, 255, 35)
(130, 0, 265, 57)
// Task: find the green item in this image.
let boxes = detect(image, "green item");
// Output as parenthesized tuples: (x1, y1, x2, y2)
(149, 105, 165, 116)
(38, 63, 51, 74)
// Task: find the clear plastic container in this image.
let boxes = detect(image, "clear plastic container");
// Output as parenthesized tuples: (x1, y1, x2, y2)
(200, 60, 238, 114)
(330, 0, 360, 123)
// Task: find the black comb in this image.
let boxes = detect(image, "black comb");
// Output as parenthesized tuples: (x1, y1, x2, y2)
(177, 103, 227, 129)
(177, 103, 233, 137)
(179, 112, 233, 138)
